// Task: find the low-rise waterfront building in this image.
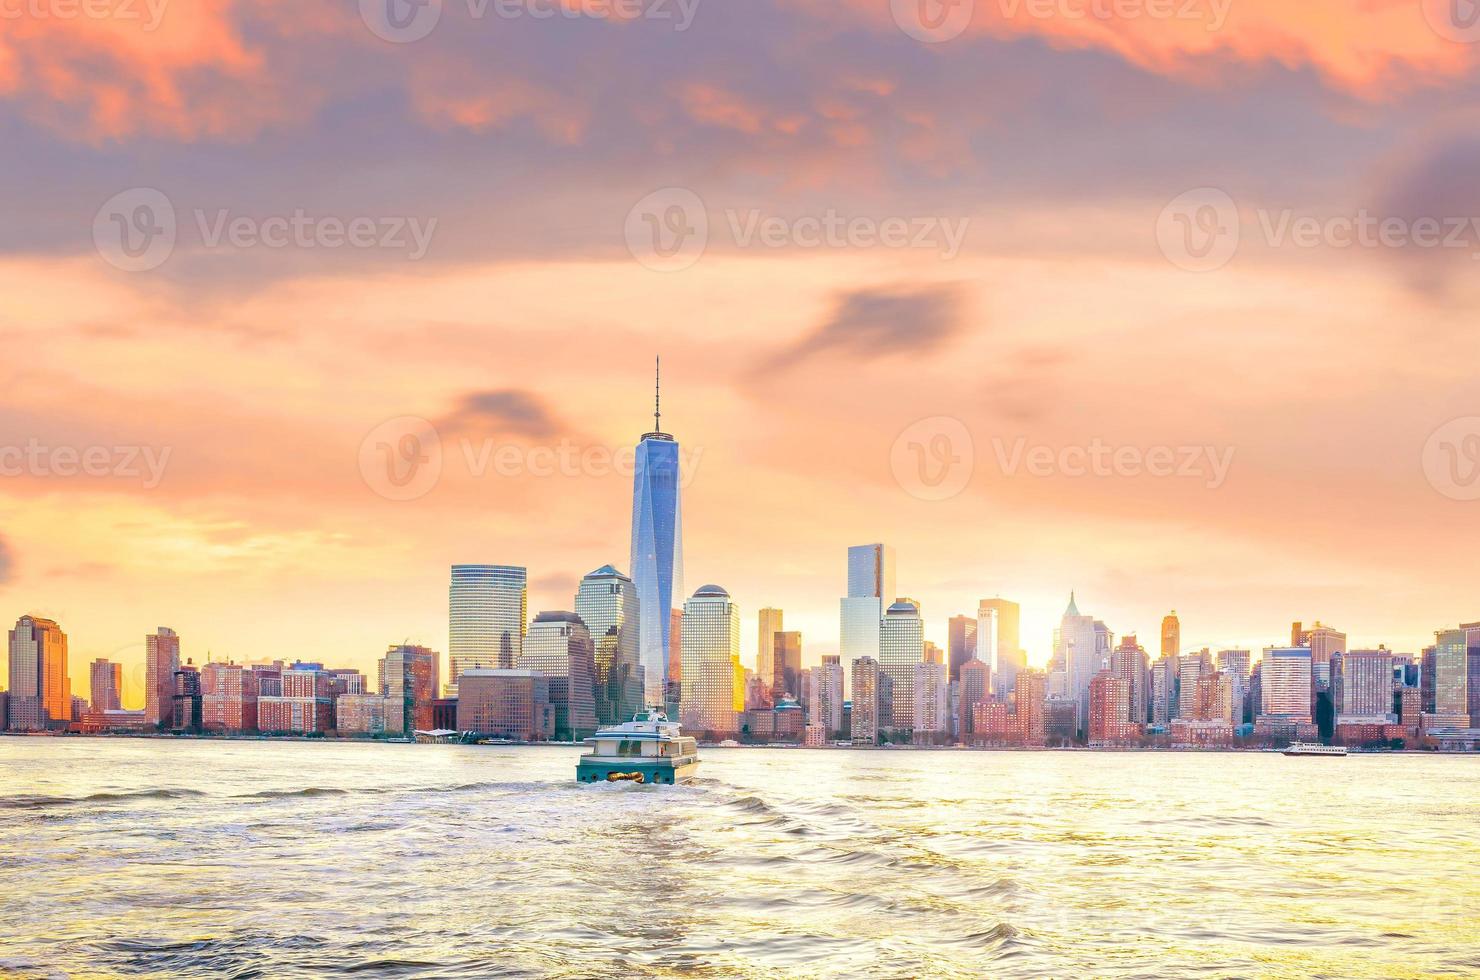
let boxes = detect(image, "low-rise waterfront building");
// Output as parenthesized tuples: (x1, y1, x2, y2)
(456, 669, 554, 741)
(336, 693, 399, 735)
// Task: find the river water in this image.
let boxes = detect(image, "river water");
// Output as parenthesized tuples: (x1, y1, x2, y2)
(1, 738, 1476, 978)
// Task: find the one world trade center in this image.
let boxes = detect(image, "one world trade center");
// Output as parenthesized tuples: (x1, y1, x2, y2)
(630, 358, 684, 710)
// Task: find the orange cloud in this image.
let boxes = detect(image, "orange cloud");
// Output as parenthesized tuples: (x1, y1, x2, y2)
(810, 0, 1477, 98)
(407, 60, 593, 144)
(0, 0, 281, 140)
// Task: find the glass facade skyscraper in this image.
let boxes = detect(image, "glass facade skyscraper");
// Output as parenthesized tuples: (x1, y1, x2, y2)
(380, 643, 439, 733)
(947, 614, 976, 683)
(1434, 629, 1469, 720)
(846, 543, 896, 601)
(574, 564, 643, 725)
(880, 601, 923, 733)
(1260, 647, 1314, 721)
(518, 611, 599, 740)
(679, 585, 741, 736)
(978, 598, 1023, 695)
(449, 564, 528, 695)
(1054, 594, 1097, 728)
(757, 607, 784, 693)
(630, 370, 684, 709)
(840, 543, 895, 685)
(7, 615, 69, 731)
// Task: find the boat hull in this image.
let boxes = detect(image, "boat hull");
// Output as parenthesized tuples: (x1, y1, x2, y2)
(576, 757, 699, 785)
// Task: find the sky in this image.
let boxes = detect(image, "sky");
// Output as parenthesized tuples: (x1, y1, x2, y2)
(3, 0, 1480, 707)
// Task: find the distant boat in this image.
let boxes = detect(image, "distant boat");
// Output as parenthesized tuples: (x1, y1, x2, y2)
(1282, 742, 1347, 757)
(576, 711, 699, 785)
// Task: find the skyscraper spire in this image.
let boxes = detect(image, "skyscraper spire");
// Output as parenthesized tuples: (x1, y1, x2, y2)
(655, 355, 661, 433)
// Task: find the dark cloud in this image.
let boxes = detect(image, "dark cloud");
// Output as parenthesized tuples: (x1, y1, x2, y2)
(757, 283, 966, 374)
(1372, 126, 1480, 295)
(440, 389, 562, 438)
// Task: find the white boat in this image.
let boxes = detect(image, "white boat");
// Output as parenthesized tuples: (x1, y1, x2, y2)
(576, 711, 699, 785)
(1282, 742, 1347, 757)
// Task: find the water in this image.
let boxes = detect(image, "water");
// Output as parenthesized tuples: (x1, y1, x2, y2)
(1, 739, 1476, 979)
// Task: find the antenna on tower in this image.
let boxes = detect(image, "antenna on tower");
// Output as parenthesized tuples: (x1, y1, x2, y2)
(654, 355, 662, 433)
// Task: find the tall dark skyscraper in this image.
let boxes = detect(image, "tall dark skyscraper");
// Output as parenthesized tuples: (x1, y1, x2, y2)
(947, 614, 976, 683)
(630, 359, 684, 709)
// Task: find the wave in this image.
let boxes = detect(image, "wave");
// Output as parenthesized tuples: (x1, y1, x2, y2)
(0, 788, 206, 810)
(243, 786, 357, 800)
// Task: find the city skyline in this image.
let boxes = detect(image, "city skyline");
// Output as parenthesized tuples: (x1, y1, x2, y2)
(7, 560, 1477, 715)
(2, 362, 1477, 710)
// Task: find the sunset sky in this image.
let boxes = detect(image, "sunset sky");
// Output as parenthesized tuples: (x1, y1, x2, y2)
(4, 0, 1480, 707)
